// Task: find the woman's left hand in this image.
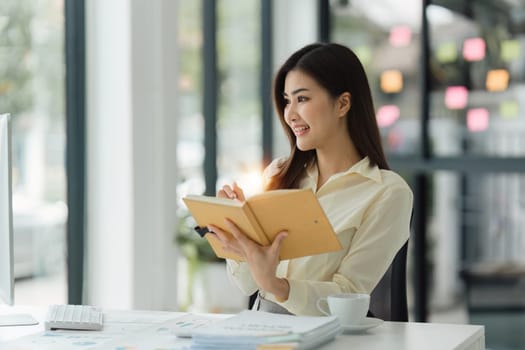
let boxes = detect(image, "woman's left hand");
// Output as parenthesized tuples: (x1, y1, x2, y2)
(208, 219, 290, 300)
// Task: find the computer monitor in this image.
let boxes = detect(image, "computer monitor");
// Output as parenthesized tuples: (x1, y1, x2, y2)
(0, 113, 14, 307)
(0, 113, 37, 326)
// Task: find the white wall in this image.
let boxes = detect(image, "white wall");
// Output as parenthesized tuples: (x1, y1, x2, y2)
(85, 0, 179, 310)
(272, 0, 319, 158)
(273, 0, 318, 65)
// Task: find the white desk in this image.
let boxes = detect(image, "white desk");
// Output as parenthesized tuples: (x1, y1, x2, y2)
(0, 306, 485, 350)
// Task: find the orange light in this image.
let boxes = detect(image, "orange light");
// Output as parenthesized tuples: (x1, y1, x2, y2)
(236, 167, 263, 197)
(380, 70, 403, 93)
(486, 69, 509, 92)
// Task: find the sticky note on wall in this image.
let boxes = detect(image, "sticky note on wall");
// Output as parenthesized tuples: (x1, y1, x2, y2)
(463, 38, 486, 61)
(389, 25, 412, 47)
(436, 42, 457, 63)
(499, 100, 519, 119)
(501, 39, 521, 62)
(380, 70, 403, 93)
(486, 69, 509, 92)
(354, 46, 372, 66)
(467, 108, 489, 132)
(445, 86, 468, 109)
(376, 105, 400, 128)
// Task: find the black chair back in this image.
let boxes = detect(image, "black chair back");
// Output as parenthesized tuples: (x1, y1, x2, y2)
(369, 241, 409, 321)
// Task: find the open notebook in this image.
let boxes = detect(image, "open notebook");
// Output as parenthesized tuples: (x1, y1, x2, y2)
(183, 188, 342, 261)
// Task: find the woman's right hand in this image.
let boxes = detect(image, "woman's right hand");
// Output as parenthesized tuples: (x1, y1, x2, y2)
(209, 219, 289, 301)
(217, 182, 246, 201)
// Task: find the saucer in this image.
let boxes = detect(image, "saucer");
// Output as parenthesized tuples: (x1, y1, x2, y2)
(341, 317, 383, 332)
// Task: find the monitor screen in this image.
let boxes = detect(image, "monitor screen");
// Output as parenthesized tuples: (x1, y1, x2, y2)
(0, 113, 37, 326)
(0, 113, 14, 306)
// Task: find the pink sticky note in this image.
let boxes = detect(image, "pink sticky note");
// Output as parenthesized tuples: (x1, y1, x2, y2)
(463, 38, 486, 61)
(389, 26, 412, 47)
(445, 86, 469, 109)
(377, 105, 400, 128)
(467, 108, 489, 132)
(387, 128, 404, 150)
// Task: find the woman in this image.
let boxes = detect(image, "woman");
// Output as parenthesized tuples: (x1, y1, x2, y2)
(208, 43, 413, 316)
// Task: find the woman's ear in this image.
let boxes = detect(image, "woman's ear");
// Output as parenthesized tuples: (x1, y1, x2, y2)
(337, 92, 351, 117)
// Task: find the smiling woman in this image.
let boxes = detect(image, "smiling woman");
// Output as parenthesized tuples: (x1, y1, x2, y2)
(282, 70, 354, 176)
(218, 43, 414, 317)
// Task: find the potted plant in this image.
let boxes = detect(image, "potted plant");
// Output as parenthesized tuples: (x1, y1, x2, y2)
(176, 206, 250, 313)
(176, 208, 223, 311)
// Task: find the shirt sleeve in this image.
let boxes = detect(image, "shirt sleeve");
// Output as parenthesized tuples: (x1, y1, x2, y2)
(225, 259, 259, 296)
(279, 184, 413, 316)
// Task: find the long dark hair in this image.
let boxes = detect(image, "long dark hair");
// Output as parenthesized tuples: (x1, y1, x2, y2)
(266, 42, 389, 190)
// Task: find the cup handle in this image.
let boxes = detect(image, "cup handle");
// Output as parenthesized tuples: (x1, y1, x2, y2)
(316, 297, 330, 316)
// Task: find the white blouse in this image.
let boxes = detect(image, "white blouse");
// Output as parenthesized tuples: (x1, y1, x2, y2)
(226, 156, 413, 316)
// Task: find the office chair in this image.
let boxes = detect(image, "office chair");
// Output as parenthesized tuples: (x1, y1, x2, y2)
(368, 240, 409, 321)
(248, 240, 410, 321)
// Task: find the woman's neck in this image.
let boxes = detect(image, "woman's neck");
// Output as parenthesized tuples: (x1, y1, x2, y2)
(315, 140, 361, 189)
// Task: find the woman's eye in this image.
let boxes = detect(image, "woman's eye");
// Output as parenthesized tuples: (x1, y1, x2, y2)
(283, 98, 290, 105)
(297, 96, 309, 102)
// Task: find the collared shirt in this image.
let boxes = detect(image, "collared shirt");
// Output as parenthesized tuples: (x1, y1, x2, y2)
(226, 156, 413, 316)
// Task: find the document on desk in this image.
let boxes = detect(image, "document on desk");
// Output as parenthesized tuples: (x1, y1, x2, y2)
(190, 310, 341, 350)
(170, 313, 224, 337)
(1, 310, 192, 350)
(98, 314, 226, 349)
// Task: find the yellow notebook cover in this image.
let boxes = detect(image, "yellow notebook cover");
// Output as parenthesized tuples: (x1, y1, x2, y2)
(182, 189, 342, 261)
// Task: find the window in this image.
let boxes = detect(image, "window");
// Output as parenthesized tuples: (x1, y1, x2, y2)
(0, 0, 67, 304)
(428, 1, 525, 156)
(332, 0, 423, 155)
(217, 0, 262, 196)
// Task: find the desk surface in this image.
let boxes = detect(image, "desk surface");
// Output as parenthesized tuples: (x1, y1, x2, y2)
(0, 306, 485, 350)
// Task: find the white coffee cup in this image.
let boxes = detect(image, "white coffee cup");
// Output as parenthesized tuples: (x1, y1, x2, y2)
(316, 293, 370, 325)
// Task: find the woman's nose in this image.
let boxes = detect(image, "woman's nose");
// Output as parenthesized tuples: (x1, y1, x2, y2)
(285, 104, 298, 123)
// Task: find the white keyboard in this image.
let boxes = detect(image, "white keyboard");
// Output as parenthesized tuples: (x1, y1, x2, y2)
(45, 304, 104, 331)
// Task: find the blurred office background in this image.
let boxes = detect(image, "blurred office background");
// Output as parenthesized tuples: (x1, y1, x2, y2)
(1, 0, 525, 349)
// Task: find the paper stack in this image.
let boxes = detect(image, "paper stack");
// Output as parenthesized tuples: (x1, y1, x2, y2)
(190, 310, 341, 350)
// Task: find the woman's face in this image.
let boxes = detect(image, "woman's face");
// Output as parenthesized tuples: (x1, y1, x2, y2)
(283, 69, 347, 152)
